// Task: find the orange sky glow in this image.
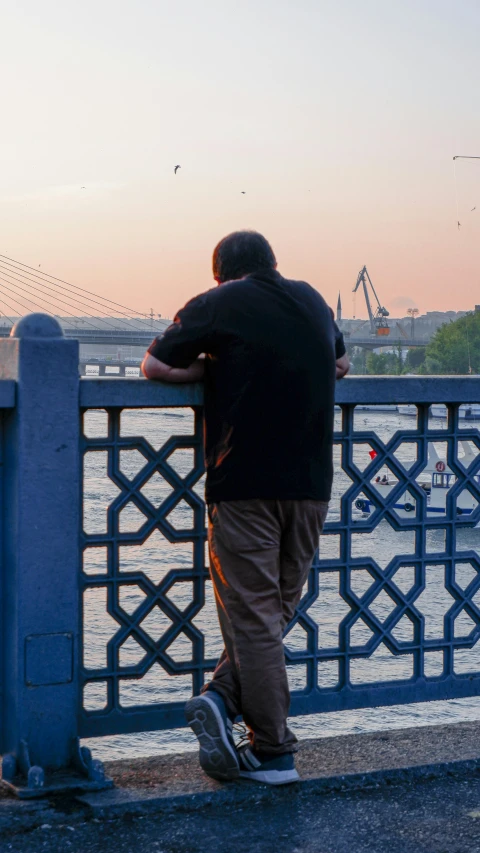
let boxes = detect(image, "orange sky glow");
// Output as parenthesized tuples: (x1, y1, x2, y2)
(1, 0, 479, 321)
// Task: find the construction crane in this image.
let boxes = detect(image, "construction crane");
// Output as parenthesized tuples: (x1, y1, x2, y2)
(396, 321, 409, 339)
(352, 266, 390, 336)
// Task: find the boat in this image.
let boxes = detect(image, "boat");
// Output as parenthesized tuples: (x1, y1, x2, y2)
(354, 405, 398, 413)
(354, 441, 480, 524)
(397, 404, 480, 420)
(397, 404, 417, 417)
(462, 404, 480, 420)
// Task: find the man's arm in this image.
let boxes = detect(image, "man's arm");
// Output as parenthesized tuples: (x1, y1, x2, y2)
(142, 292, 213, 382)
(336, 353, 350, 380)
(141, 353, 205, 383)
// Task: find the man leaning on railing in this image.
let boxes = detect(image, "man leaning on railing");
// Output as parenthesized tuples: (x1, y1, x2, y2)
(142, 230, 349, 786)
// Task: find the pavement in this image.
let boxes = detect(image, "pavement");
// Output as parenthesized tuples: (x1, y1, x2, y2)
(3, 721, 480, 851)
(3, 774, 480, 852)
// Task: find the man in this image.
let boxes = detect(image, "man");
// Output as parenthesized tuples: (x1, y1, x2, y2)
(142, 231, 349, 786)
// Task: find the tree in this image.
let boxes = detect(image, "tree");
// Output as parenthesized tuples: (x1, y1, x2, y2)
(365, 351, 400, 375)
(424, 312, 480, 374)
(347, 345, 367, 374)
(404, 347, 426, 372)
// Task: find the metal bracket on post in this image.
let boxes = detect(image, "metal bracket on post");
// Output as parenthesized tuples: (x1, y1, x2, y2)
(0, 314, 113, 798)
(1, 741, 45, 796)
(72, 739, 109, 785)
(1, 739, 112, 799)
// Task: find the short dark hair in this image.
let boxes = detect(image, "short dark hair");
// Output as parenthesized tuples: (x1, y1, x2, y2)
(212, 231, 276, 283)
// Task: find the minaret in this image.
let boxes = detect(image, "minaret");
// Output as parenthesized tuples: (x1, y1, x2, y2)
(336, 292, 342, 322)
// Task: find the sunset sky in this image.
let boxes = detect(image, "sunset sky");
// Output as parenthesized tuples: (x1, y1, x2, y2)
(1, 0, 480, 320)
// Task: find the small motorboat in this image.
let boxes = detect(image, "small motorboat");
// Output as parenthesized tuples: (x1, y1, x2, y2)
(354, 441, 480, 524)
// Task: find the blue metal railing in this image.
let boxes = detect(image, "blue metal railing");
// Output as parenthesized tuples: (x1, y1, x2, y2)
(80, 398, 206, 736)
(2, 313, 480, 794)
(79, 377, 480, 736)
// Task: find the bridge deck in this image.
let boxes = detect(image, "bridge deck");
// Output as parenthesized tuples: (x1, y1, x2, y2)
(347, 336, 425, 349)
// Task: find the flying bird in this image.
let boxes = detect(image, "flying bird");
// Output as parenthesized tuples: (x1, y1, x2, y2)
(81, 186, 86, 189)
(472, 207, 476, 211)
(174, 165, 181, 174)
(458, 221, 462, 230)
(241, 191, 246, 194)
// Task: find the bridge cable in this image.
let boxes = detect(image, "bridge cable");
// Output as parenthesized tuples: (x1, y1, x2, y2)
(0, 259, 154, 332)
(0, 276, 115, 332)
(0, 284, 51, 321)
(0, 303, 15, 326)
(0, 267, 144, 333)
(0, 254, 159, 329)
(0, 253, 150, 318)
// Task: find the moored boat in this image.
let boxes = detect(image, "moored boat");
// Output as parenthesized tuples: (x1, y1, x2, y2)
(354, 441, 480, 524)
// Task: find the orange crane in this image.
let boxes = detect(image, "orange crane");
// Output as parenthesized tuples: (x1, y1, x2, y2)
(352, 266, 390, 337)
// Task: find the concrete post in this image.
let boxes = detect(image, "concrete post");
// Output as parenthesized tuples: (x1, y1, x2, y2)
(0, 314, 110, 796)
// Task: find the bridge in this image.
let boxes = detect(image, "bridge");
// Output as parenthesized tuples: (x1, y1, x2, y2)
(0, 326, 427, 351)
(0, 324, 160, 347)
(0, 253, 167, 348)
(0, 253, 436, 353)
(1, 311, 480, 800)
(346, 335, 426, 350)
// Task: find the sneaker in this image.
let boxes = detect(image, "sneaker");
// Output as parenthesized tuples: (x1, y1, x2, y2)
(185, 691, 239, 782)
(237, 745, 300, 786)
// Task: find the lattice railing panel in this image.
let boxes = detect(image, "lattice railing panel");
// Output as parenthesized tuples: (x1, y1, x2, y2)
(80, 399, 480, 737)
(286, 402, 480, 715)
(80, 406, 215, 736)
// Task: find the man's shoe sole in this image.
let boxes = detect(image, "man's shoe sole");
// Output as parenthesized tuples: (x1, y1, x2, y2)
(185, 695, 240, 782)
(239, 768, 300, 786)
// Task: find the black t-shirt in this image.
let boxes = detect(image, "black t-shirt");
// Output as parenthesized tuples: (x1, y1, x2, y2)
(148, 269, 346, 503)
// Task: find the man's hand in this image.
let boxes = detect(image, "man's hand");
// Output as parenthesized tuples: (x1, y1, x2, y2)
(336, 353, 350, 380)
(141, 353, 205, 383)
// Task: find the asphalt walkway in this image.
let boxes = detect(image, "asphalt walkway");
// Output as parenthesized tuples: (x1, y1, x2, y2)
(3, 722, 480, 852)
(2, 773, 480, 852)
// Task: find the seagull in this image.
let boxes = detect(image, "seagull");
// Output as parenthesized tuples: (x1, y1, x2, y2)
(458, 220, 461, 230)
(241, 191, 246, 194)
(174, 165, 181, 174)
(472, 207, 476, 211)
(81, 186, 86, 189)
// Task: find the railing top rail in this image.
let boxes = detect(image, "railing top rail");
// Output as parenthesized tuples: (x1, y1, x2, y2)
(336, 375, 480, 404)
(79, 377, 203, 408)
(79, 375, 480, 409)
(0, 380, 16, 408)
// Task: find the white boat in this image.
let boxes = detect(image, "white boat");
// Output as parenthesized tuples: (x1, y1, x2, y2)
(397, 404, 480, 420)
(354, 405, 398, 413)
(397, 405, 417, 417)
(354, 441, 480, 524)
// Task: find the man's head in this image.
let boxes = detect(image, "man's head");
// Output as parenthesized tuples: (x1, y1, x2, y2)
(212, 230, 277, 284)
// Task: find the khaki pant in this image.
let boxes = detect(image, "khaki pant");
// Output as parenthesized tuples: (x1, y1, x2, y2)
(202, 499, 328, 754)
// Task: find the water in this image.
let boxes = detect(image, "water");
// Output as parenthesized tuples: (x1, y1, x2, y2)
(82, 406, 480, 761)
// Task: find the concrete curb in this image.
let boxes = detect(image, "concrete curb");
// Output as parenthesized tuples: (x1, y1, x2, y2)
(77, 720, 480, 819)
(77, 756, 480, 819)
(2, 720, 480, 833)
